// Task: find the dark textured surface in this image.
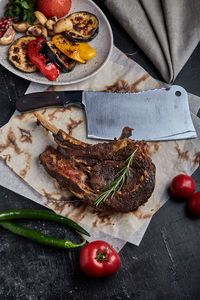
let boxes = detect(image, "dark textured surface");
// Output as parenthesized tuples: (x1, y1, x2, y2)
(0, 1, 200, 299)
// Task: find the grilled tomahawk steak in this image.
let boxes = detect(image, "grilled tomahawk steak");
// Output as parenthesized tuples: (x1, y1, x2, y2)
(37, 113, 156, 212)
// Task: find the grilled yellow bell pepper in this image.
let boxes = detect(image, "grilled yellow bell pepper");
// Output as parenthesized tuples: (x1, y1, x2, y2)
(52, 35, 96, 64)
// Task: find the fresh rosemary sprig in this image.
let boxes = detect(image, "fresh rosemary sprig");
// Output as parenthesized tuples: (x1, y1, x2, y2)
(94, 148, 138, 207)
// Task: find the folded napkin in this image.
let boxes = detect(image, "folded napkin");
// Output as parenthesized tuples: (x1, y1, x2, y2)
(105, 0, 200, 83)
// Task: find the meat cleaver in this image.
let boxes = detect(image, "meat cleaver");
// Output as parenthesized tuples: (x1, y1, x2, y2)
(16, 85, 197, 141)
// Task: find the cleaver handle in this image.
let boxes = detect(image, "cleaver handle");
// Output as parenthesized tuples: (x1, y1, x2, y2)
(16, 90, 84, 112)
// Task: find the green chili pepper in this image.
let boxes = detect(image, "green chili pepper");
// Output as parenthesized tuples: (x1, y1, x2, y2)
(0, 209, 90, 249)
(0, 209, 90, 236)
(0, 221, 86, 249)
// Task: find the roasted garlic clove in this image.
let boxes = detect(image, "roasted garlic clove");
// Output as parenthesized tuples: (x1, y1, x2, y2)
(12, 21, 30, 32)
(0, 26, 15, 45)
(54, 18, 73, 34)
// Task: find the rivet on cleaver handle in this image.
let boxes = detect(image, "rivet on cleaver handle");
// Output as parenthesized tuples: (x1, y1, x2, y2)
(16, 91, 84, 112)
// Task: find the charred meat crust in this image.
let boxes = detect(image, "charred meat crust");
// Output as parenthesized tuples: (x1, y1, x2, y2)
(119, 127, 133, 139)
(40, 132, 156, 213)
(36, 112, 155, 213)
(40, 146, 98, 206)
(53, 128, 148, 166)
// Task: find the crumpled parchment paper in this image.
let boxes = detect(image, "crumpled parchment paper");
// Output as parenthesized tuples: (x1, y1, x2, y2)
(0, 46, 200, 251)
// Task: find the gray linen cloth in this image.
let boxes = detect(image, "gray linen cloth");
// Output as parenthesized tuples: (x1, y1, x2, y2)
(105, 0, 200, 83)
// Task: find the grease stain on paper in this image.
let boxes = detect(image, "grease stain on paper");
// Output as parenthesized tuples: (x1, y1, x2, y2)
(95, 211, 114, 226)
(0, 127, 21, 154)
(133, 204, 161, 219)
(174, 142, 189, 161)
(48, 108, 67, 121)
(147, 142, 161, 157)
(19, 152, 31, 178)
(66, 118, 83, 135)
(18, 127, 32, 144)
(68, 204, 88, 223)
(42, 188, 70, 201)
(102, 74, 152, 93)
(46, 200, 70, 215)
(193, 152, 200, 165)
(2, 154, 11, 162)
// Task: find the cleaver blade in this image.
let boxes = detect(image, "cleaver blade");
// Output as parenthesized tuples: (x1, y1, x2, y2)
(16, 85, 197, 141)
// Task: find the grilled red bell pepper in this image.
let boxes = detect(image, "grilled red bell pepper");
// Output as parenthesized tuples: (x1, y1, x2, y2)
(28, 37, 59, 81)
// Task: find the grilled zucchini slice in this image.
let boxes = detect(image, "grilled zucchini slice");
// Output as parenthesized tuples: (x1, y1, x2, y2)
(45, 41, 76, 73)
(62, 11, 99, 42)
(8, 36, 37, 73)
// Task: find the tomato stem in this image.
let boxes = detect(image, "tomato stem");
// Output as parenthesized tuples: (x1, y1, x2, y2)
(95, 244, 112, 263)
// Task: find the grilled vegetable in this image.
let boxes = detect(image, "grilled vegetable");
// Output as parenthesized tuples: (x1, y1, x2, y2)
(62, 11, 99, 42)
(54, 18, 73, 34)
(45, 41, 76, 73)
(52, 34, 96, 64)
(46, 17, 58, 31)
(28, 37, 60, 81)
(8, 36, 37, 72)
(34, 11, 47, 26)
(26, 25, 48, 38)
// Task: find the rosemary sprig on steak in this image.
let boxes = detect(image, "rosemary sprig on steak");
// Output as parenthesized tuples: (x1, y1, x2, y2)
(94, 148, 138, 207)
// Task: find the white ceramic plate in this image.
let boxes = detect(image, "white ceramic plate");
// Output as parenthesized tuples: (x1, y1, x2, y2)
(0, 0, 113, 85)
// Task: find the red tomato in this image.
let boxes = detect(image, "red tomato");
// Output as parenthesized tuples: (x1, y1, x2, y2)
(37, 0, 71, 18)
(170, 174, 196, 199)
(79, 241, 120, 278)
(188, 192, 200, 216)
